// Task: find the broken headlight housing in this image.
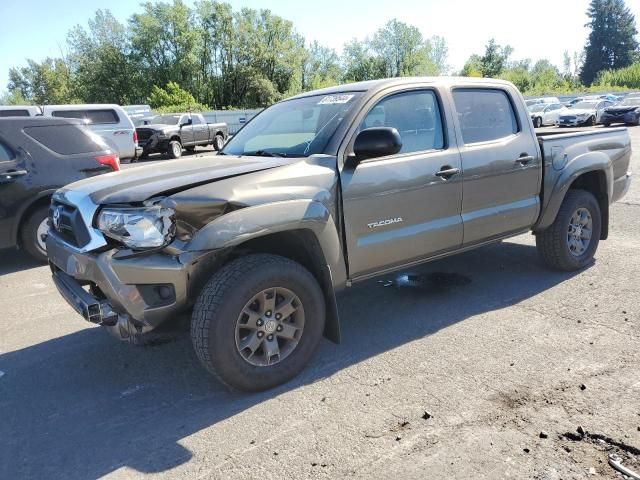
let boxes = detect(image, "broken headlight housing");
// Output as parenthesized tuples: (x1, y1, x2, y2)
(97, 201, 176, 249)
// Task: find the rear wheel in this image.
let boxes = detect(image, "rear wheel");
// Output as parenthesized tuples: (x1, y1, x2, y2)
(603, 123, 611, 127)
(167, 140, 182, 159)
(20, 206, 49, 263)
(191, 254, 325, 391)
(213, 134, 225, 151)
(536, 189, 601, 271)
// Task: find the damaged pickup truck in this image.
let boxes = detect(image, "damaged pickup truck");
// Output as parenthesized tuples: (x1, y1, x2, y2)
(46, 77, 632, 391)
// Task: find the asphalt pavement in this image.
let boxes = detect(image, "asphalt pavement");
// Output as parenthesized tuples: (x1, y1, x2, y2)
(1, 126, 639, 479)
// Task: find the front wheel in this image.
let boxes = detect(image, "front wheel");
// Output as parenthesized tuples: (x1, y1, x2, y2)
(191, 254, 326, 391)
(534, 117, 542, 128)
(586, 116, 595, 126)
(536, 189, 601, 271)
(20, 206, 49, 263)
(167, 140, 182, 159)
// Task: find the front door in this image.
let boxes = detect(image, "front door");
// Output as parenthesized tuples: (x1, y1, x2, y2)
(179, 115, 195, 145)
(0, 139, 29, 249)
(341, 89, 463, 279)
(451, 87, 541, 245)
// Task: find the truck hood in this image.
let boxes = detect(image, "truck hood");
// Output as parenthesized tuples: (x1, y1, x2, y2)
(59, 155, 295, 205)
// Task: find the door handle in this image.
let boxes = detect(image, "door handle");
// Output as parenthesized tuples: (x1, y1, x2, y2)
(435, 166, 460, 179)
(516, 155, 535, 165)
(0, 170, 28, 184)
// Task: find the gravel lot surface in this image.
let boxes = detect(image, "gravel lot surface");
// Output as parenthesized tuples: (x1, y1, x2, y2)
(1, 126, 638, 479)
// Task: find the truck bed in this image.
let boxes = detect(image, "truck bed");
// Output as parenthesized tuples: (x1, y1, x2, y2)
(535, 126, 632, 231)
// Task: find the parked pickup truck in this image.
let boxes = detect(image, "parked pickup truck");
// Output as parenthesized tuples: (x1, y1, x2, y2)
(46, 78, 632, 391)
(135, 113, 228, 159)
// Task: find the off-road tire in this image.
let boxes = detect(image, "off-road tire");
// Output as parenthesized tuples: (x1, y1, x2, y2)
(536, 189, 601, 271)
(213, 134, 225, 151)
(20, 206, 49, 263)
(191, 254, 325, 391)
(167, 140, 182, 159)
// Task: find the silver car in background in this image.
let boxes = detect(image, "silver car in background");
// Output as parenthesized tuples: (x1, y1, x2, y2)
(556, 99, 615, 127)
(529, 103, 566, 127)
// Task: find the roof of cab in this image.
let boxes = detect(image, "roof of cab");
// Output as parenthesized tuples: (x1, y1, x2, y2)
(286, 76, 514, 101)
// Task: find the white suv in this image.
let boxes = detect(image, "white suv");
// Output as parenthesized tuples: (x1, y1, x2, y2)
(41, 104, 140, 161)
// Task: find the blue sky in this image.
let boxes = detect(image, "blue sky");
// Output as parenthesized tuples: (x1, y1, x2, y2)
(2, 0, 640, 91)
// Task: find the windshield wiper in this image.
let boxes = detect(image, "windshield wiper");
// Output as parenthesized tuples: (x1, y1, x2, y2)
(242, 150, 287, 158)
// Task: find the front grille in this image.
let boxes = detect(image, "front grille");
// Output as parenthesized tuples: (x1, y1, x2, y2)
(136, 128, 154, 141)
(49, 202, 91, 248)
(560, 116, 576, 121)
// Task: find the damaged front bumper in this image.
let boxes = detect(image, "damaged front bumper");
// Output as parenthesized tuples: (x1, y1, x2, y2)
(47, 231, 211, 341)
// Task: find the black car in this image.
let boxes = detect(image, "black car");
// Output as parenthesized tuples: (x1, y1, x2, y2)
(600, 96, 640, 126)
(0, 117, 120, 262)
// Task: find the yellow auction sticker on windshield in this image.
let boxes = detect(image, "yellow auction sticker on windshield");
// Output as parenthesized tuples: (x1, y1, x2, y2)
(317, 94, 354, 105)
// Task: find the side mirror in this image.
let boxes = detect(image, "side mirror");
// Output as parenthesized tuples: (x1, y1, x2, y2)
(352, 127, 402, 163)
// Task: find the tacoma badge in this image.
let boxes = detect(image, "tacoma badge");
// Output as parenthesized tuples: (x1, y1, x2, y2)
(367, 217, 403, 229)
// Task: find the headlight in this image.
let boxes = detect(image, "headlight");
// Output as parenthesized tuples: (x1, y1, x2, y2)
(97, 202, 175, 249)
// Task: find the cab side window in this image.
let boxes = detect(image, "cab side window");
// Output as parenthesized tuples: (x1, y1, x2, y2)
(0, 140, 14, 161)
(453, 88, 518, 144)
(359, 90, 444, 154)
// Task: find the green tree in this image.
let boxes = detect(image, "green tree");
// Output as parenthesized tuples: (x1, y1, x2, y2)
(8, 58, 76, 104)
(461, 54, 483, 77)
(370, 19, 440, 77)
(0, 89, 31, 105)
(479, 39, 512, 77)
(147, 81, 208, 111)
(341, 39, 385, 82)
(67, 10, 141, 104)
(130, 0, 200, 96)
(301, 41, 342, 90)
(580, 0, 639, 85)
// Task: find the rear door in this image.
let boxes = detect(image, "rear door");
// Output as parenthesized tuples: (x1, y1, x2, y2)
(451, 87, 541, 245)
(341, 87, 463, 278)
(192, 114, 209, 144)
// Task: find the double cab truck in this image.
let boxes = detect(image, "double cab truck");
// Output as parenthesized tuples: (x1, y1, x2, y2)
(46, 77, 632, 391)
(135, 113, 228, 159)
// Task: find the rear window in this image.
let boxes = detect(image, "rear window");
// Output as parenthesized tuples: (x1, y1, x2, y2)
(52, 109, 119, 124)
(0, 109, 30, 117)
(24, 124, 103, 155)
(453, 88, 519, 144)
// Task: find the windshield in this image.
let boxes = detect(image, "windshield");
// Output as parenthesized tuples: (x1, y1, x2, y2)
(529, 104, 546, 113)
(222, 92, 363, 157)
(151, 115, 180, 125)
(620, 98, 640, 106)
(571, 101, 598, 109)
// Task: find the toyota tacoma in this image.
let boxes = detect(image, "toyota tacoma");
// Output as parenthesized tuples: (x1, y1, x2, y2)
(46, 78, 632, 391)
